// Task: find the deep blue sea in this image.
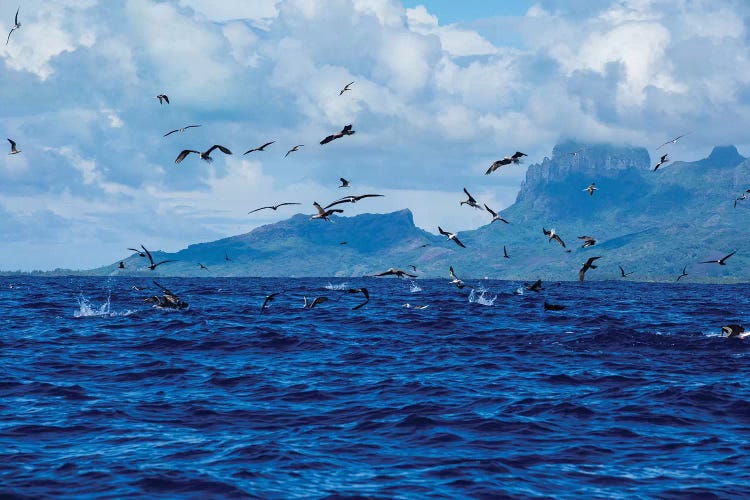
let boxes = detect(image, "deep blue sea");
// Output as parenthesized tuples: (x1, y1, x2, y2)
(1, 276, 749, 498)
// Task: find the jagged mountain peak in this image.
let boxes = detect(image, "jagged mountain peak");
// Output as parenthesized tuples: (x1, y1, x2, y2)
(695, 145, 745, 168)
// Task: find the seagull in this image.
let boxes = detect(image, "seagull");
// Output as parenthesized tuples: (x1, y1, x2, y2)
(248, 202, 301, 214)
(460, 188, 482, 209)
(311, 201, 343, 221)
(701, 251, 736, 266)
(578, 235, 596, 248)
(155, 94, 170, 105)
(676, 265, 688, 282)
(525, 279, 543, 292)
(140, 245, 176, 271)
(7, 138, 20, 155)
(320, 124, 355, 145)
(543, 227, 566, 248)
(438, 226, 466, 248)
(449, 266, 465, 288)
(128, 247, 147, 257)
(175, 145, 232, 163)
(324, 194, 384, 209)
(339, 177, 350, 188)
(303, 296, 328, 309)
(578, 256, 602, 282)
(6, 7, 20, 45)
(619, 265, 634, 278)
(260, 292, 282, 313)
(285, 145, 303, 157)
(339, 81, 355, 95)
(653, 154, 669, 171)
(723, 324, 748, 339)
(243, 141, 275, 155)
(656, 133, 690, 150)
(503, 245, 510, 259)
(584, 183, 598, 196)
(485, 151, 527, 175)
(199, 263, 208, 270)
(163, 125, 201, 137)
(484, 204, 509, 224)
(372, 268, 417, 278)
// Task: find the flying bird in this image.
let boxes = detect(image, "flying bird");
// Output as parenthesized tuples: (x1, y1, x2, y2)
(733, 190, 750, 208)
(578, 256, 602, 282)
(324, 194, 384, 209)
(224, 251, 231, 262)
(568, 147, 587, 157)
(248, 202, 301, 214)
(676, 265, 688, 282)
(578, 235, 596, 248)
(372, 268, 417, 278)
(118, 261, 125, 269)
(409, 265, 417, 273)
(722, 324, 748, 339)
(484, 204, 509, 224)
(340, 288, 369, 310)
(320, 124, 355, 145)
(311, 201, 343, 221)
(175, 145, 232, 163)
(260, 292, 282, 313)
(303, 296, 328, 309)
(339, 81, 355, 95)
(285, 145, 303, 157)
(543, 227, 566, 248)
(140, 245, 176, 271)
(7, 138, 20, 155)
(656, 133, 690, 150)
(460, 188, 481, 209)
(6, 7, 20, 45)
(199, 263, 208, 270)
(619, 265, 634, 278)
(243, 141, 275, 155)
(653, 154, 669, 171)
(503, 245, 510, 259)
(128, 247, 147, 257)
(339, 177, 350, 188)
(449, 266, 465, 288)
(438, 226, 466, 248)
(584, 183, 598, 196)
(163, 125, 201, 137)
(155, 94, 170, 105)
(701, 251, 736, 266)
(485, 151, 527, 175)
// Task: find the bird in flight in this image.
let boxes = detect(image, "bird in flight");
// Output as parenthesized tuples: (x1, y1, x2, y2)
(128, 247, 147, 257)
(568, 147, 587, 157)
(140, 245, 176, 270)
(653, 154, 669, 171)
(372, 268, 417, 278)
(248, 202, 301, 214)
(6, 7, 20, 45)
(260, 292, 282, 313)
(484, 204, 509, 224)
(311, 201, 343, 221)
(503, 245, 510, 259)
(243, 141, 275, 155)
(438, 226, 466, 248)
(199, 263, 208, 270)
(7, 138, 20, 155)
(578, 256, 602, 282)
(224, 251, 231, 262)
(676, 265, 688, 282)
(303, 296, 328, 309)
(175, 145, 232, 163)
(584, 183, 598, 196)
(163, 125, 201, 137)
(324, 194, 384, 209)
(619, 265, 634, 278)
(285, 145, 303, 157)
(701, 251, 736, 266)
(578, 235, 596, 248)
(485, 151, 527, 175)
(339, 81, 355, 95)
(339, 177, 350, 188)
(734, 190, 750, 208)
(543, 227, 566, 248)
(656, 133, 690, 150)
(155, 94, 170, 105)
(460, 188, 481, 209)
(449, 266, 465, 288)
(320, 124, 355, 145)
(118, 261, 125, 269)
(341, 288, 369, 310)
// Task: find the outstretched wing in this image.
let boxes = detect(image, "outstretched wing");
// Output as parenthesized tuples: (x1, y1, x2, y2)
(163, 129, 179, 137)
(175, 150, 199, 164)
(463, 187, 477, 203)
(141, 245, 154, 266)
(207, 144, 232, 155)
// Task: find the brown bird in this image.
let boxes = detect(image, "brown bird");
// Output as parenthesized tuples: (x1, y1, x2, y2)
(460, 188, 481, 209)
(311, 201, 343, 221)
(243, 141, 275, 155)
(175, 145, 232, 163)
(653, 154, 669, 171)
(484, 204, 509, 224)
(339, 81, 355, 95)
(7, 138, 20, 155)
(372, 268, 417, 278)
(320, 124, 355, 145)
(325, 194, 384, 209)
(248, 202, 301, 214)
(155, 94, 169, 105)
(543, 227, 566, 248)
(485, 151, 527, 175)
(701, 251, 736, 266)
(578, 236, 596, 248)
(140, 245, 176, 271)
(578, 256, 602, 282)
(339, 177, 350, 188)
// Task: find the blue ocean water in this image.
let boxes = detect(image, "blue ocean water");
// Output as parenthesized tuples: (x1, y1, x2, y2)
(1, 276, 749, 498)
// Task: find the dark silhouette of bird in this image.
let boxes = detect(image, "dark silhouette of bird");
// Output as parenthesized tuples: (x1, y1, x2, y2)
(339, 288, 369, 310)
(324, 194, 384, 209)
(656, 133, 690, 150)
(544, 301, 566, 311)
(248, 202, 301, 214)
(676, 265, 688, 282)
(339, 81, 354, 95)
(118, 261, 125, 269)
(224, 251, 231, 262)
(734, 190, 750, 208)
(320, 124, 355, 145)
(128, 247, 147, 257)
(525, 279, 543, 292)
(260, 292, 282, 313)
(140, 245, 176, 270)
(175, 145, 232, 163)
(339, 177, 350, 188)
(503, 245, 510, 259)
(285, 145, 303, 157)
(579, 256, 602, 282)
(543, 227, 566, 247)
(584, 183, 597, 196)
(147, 281, 188, 309)
(722, 324, 747, 339)
(653, 154, 669, 171)
(438, 226, 466, 248)
(449, 266, 465, 288)
(701, 251, 736, 266)
(303, 296, 328, 309)
(243, 141, 275, 154)
(372, 268, 417, 278)
(7, 138, 20, 155)
(6, 7, 20, 45)
(155, 94, 169, 105)
(163, 125, 201, 137)
(485, 151, 527, 175)
(619, 265, 634, 278)
(568, 147, 587, 156)
(409, 265, 417, 273)
(460, 187, 481, 209)
(578, 235, 596, 248)
(311, 201, 343, 221)
(199, 263, 208, 270)
(484, 204, 509, 224)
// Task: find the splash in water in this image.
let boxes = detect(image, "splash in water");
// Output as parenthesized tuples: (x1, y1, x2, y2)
(468, 287, 497, 306)
(409, 281, 422, 293)
(325, 282, 348, 291)
(74, 294, 134, 318)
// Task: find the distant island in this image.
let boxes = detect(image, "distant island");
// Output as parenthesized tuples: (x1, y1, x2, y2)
(9, 142, 749, 283)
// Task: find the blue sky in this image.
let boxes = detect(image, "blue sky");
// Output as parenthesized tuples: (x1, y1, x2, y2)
(1, 0, 749, 270)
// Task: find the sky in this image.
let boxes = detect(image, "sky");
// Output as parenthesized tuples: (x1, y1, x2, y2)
(1, 0, 749, 270)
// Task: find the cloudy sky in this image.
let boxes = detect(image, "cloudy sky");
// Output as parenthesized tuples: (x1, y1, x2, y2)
(1, 0, 748, 270)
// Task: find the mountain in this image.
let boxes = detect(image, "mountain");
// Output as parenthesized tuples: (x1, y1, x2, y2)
(87, 142, 750, 282)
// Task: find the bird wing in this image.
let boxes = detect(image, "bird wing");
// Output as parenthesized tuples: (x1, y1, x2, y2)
(553, 234, 566, 247)
(324, 198, 352, 209)
(6, 28, 15, 45)
(543, 227, 551, 236)
(578, 267, 586, 282)
(207, 144, 232, 155)
(438, 226, 449, 237)
(15, 8, 19, 25)
(354, 194, 384, 201)
(586, 256, 602, 266)
(463, 188, 477, 203)
(310, 297, 328, 309)
(484, 204, 497, 216)
(320, 134, 337, 145)
(449, 266, 458, 279)
(153, 260, 176, 268)
(452, 236, 466, 248)
(720, 251, 737, 263)
(619, 266, 626, 277)
(152, 280, 176, 296)
(163, 95, 169, 104)
(175, 150, 199, 163)
(141, 245, 154, 266)
(511, 151, 527, 159)
(163, 129, 179, 137)
(7, 138, 16, 149)
(276, 202, 301, 208)
(185, 125, 201, 130)
(248, 206, 272, 214)
(342, 124, 353, 133)
(313, 202, 326, 216)
(373, 270, 396, 277)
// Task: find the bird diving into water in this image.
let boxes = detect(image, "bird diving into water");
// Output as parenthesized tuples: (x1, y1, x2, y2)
(7, 138, 20, 155)
(163, 125, 200, 137)
(449, 266, 465, 288)
(438, 226, 466, 248)
(243, 141, 275, 155)
(320, 124, 355, 145)
(248, 202, 301, 214)
(485, 151, 527, 175)
(175, 145, 232, 163)
(6, 7, 20, 45)
(701, 251, 736, 266)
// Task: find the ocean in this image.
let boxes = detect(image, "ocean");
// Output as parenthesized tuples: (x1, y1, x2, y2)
(1, 276, 749, 498)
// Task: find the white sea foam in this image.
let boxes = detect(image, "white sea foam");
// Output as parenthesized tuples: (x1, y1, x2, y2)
(325, 282, 348, 291)
(409, 281, 422, 293)
(468, 287, 497, 306)
(74, 294, 135, 318)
